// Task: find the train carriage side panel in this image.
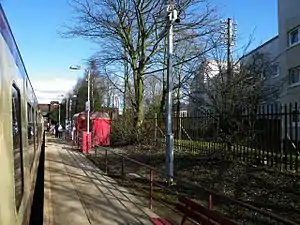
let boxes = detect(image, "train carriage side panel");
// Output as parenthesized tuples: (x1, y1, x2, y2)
(0, 5, 42, 225)
(0, 25, 29, 225)
(0, 25, 16, 225)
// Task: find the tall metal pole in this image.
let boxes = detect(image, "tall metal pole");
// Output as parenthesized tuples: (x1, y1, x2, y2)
(58, 104, 61, 125)
(65, 98, 69, 126)
(91, 76, 94, 111)
(87, 70, 91, 134)
(227, 18, 232, 81)
(165, 0, 175, 183)
(69, 99, 72, 122)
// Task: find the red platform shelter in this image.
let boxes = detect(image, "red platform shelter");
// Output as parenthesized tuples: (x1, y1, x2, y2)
(73, 111, 111, 150)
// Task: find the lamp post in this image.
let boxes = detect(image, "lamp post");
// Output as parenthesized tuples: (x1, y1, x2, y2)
(58, 103, 61, 124)
(51, 94, 64, 125)
(65, 98, 69, 127)
(69, 94, 77, 126)
(69, 65, 92, 153)
(87, 70, 90, 134)
(69, 65, 90, 134)
(164, 0, 179, 184)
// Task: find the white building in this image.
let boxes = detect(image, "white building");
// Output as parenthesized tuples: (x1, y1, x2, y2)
(242, 0, 300, 148)
(243, 0, 300, 105)
(188, 60, 229, 113)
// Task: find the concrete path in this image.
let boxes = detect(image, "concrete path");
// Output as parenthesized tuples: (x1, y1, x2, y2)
(43, 138, 157, 225)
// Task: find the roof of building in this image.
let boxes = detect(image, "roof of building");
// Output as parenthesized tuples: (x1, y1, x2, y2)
(241, 35, 279, 59)
(38, 104, 59, 113)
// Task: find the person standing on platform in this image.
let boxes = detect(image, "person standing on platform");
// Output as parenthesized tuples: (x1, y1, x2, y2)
(72, 126, 76, 141)
(55, 124, 59, 138)
(58, 124, 63, 138)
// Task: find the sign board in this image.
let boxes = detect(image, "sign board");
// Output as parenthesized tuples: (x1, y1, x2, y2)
(85, 101, 90, 111)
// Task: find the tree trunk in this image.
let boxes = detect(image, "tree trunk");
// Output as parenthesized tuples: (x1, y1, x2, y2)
(123, 55, 129, 113)
(176, 76, 181, 139)
(132, 54, 144, 129)
(136, 76, 144, 127)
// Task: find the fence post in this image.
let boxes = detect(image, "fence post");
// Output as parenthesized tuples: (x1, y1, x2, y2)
(105, 149, 108, 174)
(295, 102, 299, 173)
(208, 193, 213, 210)
(149, 169, 154, 209)
(154, 113, 158, 145)
(121, 157, 125, 178)
(284, 104, 288, 171)
(178, 114, 182, 150)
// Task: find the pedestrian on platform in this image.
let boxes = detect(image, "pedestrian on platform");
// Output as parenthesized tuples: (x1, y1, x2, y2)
(72, 126, 76, 141)
(58, 124, 63, 138)
(55, 124, 59, 138)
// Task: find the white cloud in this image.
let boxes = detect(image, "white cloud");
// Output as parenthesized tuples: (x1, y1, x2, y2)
(31, 77, 77, 104)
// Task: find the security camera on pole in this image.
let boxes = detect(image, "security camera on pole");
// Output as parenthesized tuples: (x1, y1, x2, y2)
(165, 0, 179, 185)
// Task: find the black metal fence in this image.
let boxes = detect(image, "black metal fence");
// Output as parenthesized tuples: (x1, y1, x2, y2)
(145, 103, 300, 173)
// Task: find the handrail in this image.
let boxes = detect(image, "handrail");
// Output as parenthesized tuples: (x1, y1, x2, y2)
(96, 146, 298, 225)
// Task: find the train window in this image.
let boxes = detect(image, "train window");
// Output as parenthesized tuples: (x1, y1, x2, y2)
(27, 103, 35, 171)
(12, 85, 24, 211)
(35, 111, 39, 145)
(27, 103, 34, 145)
(32, 107, 36, 152)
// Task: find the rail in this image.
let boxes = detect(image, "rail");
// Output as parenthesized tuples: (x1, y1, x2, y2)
(91, 147, 298, 225)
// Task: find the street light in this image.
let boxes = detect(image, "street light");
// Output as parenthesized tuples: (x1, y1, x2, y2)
(68, 94, 77, 127)
(50, 94, 64, 124)
(69, 94, 77, 116)
(163, 0, 179, 184)
(69, 65, 91, 135)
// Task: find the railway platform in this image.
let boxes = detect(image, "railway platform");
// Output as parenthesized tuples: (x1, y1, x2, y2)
(43, 137, 157, 225)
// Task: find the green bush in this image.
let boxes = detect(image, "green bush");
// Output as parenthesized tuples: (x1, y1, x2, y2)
(110, 112, 154, 146)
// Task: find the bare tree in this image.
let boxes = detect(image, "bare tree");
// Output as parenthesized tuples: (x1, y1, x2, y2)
(72, 59, 111, 113)
(172, 33, 205, 115)
(190, 47, 284, 148)
(62, 0, 219, 129)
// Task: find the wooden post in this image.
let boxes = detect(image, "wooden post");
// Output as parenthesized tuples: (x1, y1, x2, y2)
(208, 194, 213, 210)
(154, 113, 158, 145)
(178, 113, 182, 150)
(105, 149, 108, 174)
(121, 157, 125, 178)
(149, 169, 154, 209)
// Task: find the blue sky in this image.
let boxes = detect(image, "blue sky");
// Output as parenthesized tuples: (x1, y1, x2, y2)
(2, 1, 97, 81)
(213, 0, 278, 49)
(1, 0, 278, 102)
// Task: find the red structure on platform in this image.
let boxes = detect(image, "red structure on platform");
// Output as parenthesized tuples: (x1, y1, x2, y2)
(91, 112, 111, 146)
(73, 111, 111, 152)
(82, 131, 92, 153)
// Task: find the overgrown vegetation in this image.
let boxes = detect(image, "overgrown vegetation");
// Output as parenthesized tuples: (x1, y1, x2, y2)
(110, 111, 156, 146)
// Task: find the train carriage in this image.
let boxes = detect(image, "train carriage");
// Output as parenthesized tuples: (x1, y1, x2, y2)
(0, 4, 44, 225)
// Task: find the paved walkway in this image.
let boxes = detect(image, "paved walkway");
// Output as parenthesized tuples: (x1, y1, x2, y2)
(43, 137, 157, 225)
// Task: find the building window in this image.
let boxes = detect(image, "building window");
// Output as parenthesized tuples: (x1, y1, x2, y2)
(12, 85, 24, 211)
(288, 27, 300, 47)
(271, 63, 279, 77)
(289, 66, 300, 85)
